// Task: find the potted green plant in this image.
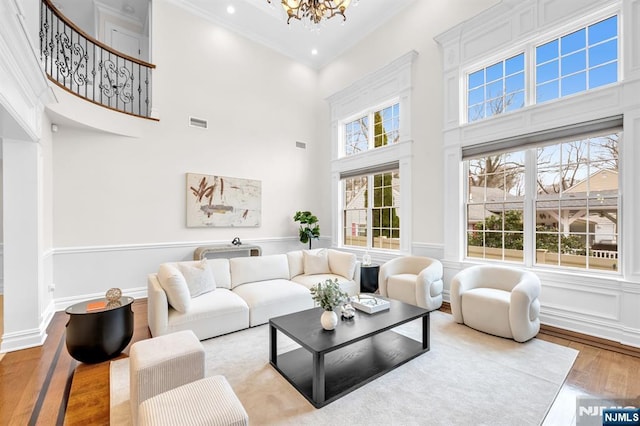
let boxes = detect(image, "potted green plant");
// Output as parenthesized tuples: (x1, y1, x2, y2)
(293, 211, 320, 249)
(310, 278, 349, 330)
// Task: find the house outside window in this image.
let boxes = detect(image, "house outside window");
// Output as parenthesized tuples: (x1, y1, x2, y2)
(466, 131, 620, 272)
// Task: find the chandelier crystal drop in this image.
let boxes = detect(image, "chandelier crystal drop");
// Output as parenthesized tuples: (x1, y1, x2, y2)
(267, 0, 353, 25)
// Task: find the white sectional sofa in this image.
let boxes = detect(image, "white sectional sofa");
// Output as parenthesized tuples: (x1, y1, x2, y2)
(147, 249, 360, 340)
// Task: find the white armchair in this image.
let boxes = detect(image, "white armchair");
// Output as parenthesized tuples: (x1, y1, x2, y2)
(378, 256, 444, 311)
(450, 265, 541, 343)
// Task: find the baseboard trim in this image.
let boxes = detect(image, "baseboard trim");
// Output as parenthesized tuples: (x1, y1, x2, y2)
(538, 324, 640, 358)
(439, 301, 640, 358)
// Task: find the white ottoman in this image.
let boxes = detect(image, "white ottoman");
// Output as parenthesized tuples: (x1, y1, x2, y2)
(137, 376, 249, 426)
(130, 330, 205, 423)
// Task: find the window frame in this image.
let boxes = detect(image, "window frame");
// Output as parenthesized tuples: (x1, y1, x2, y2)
(462, 10, 620, 125)
(342, 169, 401, 251)
(340, 99, 401, 158)
(463, 128, 622, 274)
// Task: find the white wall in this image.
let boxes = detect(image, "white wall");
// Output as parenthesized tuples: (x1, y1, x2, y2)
(50, 0, 326, 299)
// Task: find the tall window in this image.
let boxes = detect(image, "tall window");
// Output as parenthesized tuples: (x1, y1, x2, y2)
(466, 130, 620, 272)
(343, 170, 400, 250)
(344, 102, 400, 156)
(536, 15, 618, 103)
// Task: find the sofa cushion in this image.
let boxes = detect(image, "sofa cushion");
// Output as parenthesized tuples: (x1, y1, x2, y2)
(327, 249, 356, 279)
(303, 249, 331, 275)
(206, 258, 231, 290)
(286, 251, 304, 279)
(229, 254, 290, 288)
(291, 273, 359, 297)
(157, 264, 191, 313)
(232, 279, 314, 326)
(177, 260, 216, 298)
(167, 289, 249, 340)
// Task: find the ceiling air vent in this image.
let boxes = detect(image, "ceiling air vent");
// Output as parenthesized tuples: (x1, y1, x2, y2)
(296, 141, 306, 149)
(189, 117, 208, 129)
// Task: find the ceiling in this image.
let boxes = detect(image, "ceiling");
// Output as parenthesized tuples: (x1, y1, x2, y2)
(52, 0, 416, 70)
(172, 0, 416, 69)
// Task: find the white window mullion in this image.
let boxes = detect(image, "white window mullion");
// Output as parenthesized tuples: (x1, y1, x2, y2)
(523, 148, 537, 268)
(367, 176, 373, 249)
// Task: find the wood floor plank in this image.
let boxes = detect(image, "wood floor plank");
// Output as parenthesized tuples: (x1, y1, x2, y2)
(1, 298, 639, 425)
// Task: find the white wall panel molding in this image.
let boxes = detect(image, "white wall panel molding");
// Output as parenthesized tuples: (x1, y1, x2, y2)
(458, 85, 623, 147)
(51, 237, 307, 301)
(326, 50, 417, 122)
(53, 236, 301, 255)
(540, 280, 621, 321)
(411, 242, 444, 260)
(622, 111, 640, 281)
(627, 0, 640, 77)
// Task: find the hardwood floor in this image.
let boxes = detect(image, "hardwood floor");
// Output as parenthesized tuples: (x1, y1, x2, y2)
(0, 299, 638, 425)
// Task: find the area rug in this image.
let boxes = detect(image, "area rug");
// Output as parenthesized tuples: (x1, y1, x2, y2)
(110, 311, 578, 425)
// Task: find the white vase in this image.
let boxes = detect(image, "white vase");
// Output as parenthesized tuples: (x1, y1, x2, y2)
(320, 310, 338, 330)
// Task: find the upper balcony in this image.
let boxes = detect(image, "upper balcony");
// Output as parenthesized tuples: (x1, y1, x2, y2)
(39, 0, 155, 120)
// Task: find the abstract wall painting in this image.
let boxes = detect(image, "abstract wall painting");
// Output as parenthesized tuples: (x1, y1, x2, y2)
(186, 173, 261, 227)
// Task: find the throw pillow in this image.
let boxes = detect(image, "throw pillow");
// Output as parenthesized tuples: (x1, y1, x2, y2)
(177, 260, 216, 298)
(328, 249, 357, 279)
(303, 249, 331, 275)
(157, 263, 191, 313)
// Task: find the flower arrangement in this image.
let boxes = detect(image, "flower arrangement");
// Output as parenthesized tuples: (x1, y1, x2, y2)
(310, 278, 348, 311)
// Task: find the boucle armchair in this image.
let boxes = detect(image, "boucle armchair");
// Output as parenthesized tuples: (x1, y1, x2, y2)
(450, 264, 541, 343)
(378, 256, 444, 311)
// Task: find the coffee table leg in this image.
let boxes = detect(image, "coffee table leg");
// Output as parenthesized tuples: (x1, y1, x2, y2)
(422, 313, 430, 350)
(312, 352, 325, 404)
(269, 324, 277, 365)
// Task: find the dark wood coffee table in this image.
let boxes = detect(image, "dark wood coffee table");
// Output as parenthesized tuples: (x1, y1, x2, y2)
(269, 298, 430, 408)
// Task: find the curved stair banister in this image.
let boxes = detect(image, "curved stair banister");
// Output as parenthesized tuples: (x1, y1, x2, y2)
(39, 0, 156, 119)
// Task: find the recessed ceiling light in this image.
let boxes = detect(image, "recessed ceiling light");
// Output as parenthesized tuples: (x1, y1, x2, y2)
(226, 5, 235, 14)
(311, 49, 318, 55)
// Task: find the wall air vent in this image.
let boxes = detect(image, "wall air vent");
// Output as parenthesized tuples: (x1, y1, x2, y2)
(296, 141, 306, 149)
(189, 117, 208, 129)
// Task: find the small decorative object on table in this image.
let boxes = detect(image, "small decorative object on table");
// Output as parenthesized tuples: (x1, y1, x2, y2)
(105, 287, 123, 308)
(341, 303, 356, 320)
(362, 251, 371, 266)
(352, 295, 390, 314)
(310, 278, 348, 330)
(231, 237, 242, 246)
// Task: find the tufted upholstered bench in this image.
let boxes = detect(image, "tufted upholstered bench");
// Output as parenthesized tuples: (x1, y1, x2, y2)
(137, 375, 249, 426)
(129, 330, 205, 423)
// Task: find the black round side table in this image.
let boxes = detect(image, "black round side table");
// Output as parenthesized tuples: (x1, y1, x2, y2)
(360, 264, 380, 293)
(65, 296, 134, 364)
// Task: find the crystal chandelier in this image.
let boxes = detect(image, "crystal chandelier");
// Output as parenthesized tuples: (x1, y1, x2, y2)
(268, 0, 353, 25)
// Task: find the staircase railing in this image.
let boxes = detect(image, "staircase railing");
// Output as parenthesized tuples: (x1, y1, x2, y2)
(39, 0, 156, 119)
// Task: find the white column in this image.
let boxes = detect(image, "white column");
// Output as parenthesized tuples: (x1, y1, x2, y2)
(1, 138, 47, 352)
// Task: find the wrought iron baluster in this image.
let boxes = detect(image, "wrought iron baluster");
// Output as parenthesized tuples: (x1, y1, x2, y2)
(40, 0, 155, 118)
